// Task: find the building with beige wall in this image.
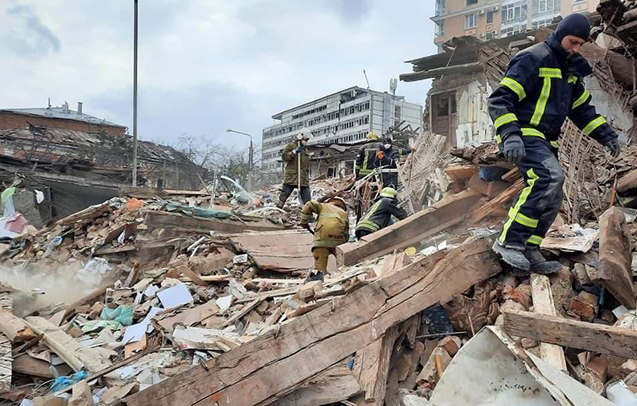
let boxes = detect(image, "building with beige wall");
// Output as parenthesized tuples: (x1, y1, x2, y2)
(432, 0, 600, 51)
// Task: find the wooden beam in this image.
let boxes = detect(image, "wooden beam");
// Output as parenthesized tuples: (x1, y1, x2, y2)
(125, 237, 500, 406)
(467, 174, 489, 196)
(0, 310, 36, 343)
(13, 354, 71, 379)
(337, 190, 483, 266)
(119, 187, 209, 198)
(598, 207, 634, 309)
(617, 169, 637, 193)
(352, 325, 400, 404)
(501, 168, 521, 183)
(503, 310, 637, 359)
(530, 274, 567, 371)
(175, 265, 206, 287)
(269, 363, 361, 406)
(145, 211, 283, 234)
(25, 317, 111, 374)
(63, 285, 108, 322)
(222, 299, 262, 328)
(444, 165, 479, 183)
(470, 178, 523, 223)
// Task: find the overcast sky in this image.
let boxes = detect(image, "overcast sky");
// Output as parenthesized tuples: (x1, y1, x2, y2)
(0, 0, 436, 155)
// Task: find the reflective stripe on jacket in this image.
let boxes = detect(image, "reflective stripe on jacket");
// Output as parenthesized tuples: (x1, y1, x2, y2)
(355, 197, 408, 233)
(300, 201, 349, 248)
(488, 33, 617, 147)
(355, 141, 383, 177)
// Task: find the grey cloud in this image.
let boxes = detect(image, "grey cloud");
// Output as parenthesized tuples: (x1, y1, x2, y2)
(333, 0, 372, 22)
(3, 4, 61, 59)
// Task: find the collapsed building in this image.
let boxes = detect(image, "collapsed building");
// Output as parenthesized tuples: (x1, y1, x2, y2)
(3, 3, 637, 406)
(0, 103, 204, 223)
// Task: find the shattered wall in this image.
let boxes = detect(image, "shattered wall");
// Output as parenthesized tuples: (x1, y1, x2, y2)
(455, 80, 495, 148)
(428, 71, 496, 149)
(586, 76, 634, 142)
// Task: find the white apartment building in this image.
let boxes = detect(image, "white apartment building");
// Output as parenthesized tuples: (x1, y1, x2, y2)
(261, 86, 422, 171)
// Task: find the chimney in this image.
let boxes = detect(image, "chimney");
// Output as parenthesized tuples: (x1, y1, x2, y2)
(77, 102, 83, 115)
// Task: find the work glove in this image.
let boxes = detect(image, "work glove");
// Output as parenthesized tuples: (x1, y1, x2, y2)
(604, 138, 621, 158)
(294, 145, 304, 154)
(502, 134, 526, 164)
(301, 223, 314, 234)
(376, 151, 385, 160)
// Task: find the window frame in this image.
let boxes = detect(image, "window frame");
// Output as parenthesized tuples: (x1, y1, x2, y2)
(464, 13, 477, 29)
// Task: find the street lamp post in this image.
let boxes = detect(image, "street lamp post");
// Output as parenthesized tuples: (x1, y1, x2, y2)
(226, 129, 253, 191)
(132, 0, 139, 187)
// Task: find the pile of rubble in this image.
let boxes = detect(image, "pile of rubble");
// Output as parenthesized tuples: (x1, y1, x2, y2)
(0, 137, 636, 405)
(4, 14, 637, 406)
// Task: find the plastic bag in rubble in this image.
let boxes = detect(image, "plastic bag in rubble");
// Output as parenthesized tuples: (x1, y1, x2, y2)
(220, 176, 251, 204)
(1, 187, 16, 218)
(77, 258, 112, 286)
(165, 202, 233, 219)
(100, 305, 134, 326)
(50, 370, 88, 392)
(42, 236, 63, 258)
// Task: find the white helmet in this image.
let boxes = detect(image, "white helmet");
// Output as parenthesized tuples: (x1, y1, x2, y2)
(297, 128, 311, 141)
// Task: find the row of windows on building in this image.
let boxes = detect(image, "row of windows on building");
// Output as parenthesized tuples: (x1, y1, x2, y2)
(262, 114, 371, 151)
(262, 100, 372, 141)
(291, 104, 327, 121)
(305, 101, 371, 128)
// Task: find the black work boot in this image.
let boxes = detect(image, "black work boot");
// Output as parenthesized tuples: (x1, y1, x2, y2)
(303, 269, 324, 283)
(524, 248, 562, 275)
(492, 241, 530, 272)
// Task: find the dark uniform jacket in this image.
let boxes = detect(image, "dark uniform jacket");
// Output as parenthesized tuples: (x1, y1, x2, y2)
(281, 141, 310, 187)
(488, 33, 617, 149)
(375, 146, 411, 188)
(356, 197, 408, 234)
(355, 141, 383, 178)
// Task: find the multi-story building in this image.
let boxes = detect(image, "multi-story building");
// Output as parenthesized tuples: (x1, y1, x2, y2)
(432, 0, 600, 51)
(261, 86, 422, 171)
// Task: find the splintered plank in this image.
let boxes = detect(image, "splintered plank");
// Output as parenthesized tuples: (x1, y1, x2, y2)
(145, 211, 283, 234)
(470, 178, 523, 223)
(269, 363, 360, 406)
(598, 207, 634, 309)
(337, 190, 483, 266)
(352, 325, 400, 404)
(501, 167, 521, 183)
(444, 164, 479, 183)
(25, 317, 111, 373)
(125, 237, 500, 406)
(0, 292, 11, 393)
(617, 169, 637, 193)
(530, 274, 567, 371)
(503, 310, 637, 359)
(228, 231, 315, 273)
(0, 309, 36, 343)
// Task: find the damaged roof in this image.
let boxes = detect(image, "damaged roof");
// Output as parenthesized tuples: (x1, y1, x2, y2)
(1, 106, 126, 129)
(0, 126, 189, 166)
